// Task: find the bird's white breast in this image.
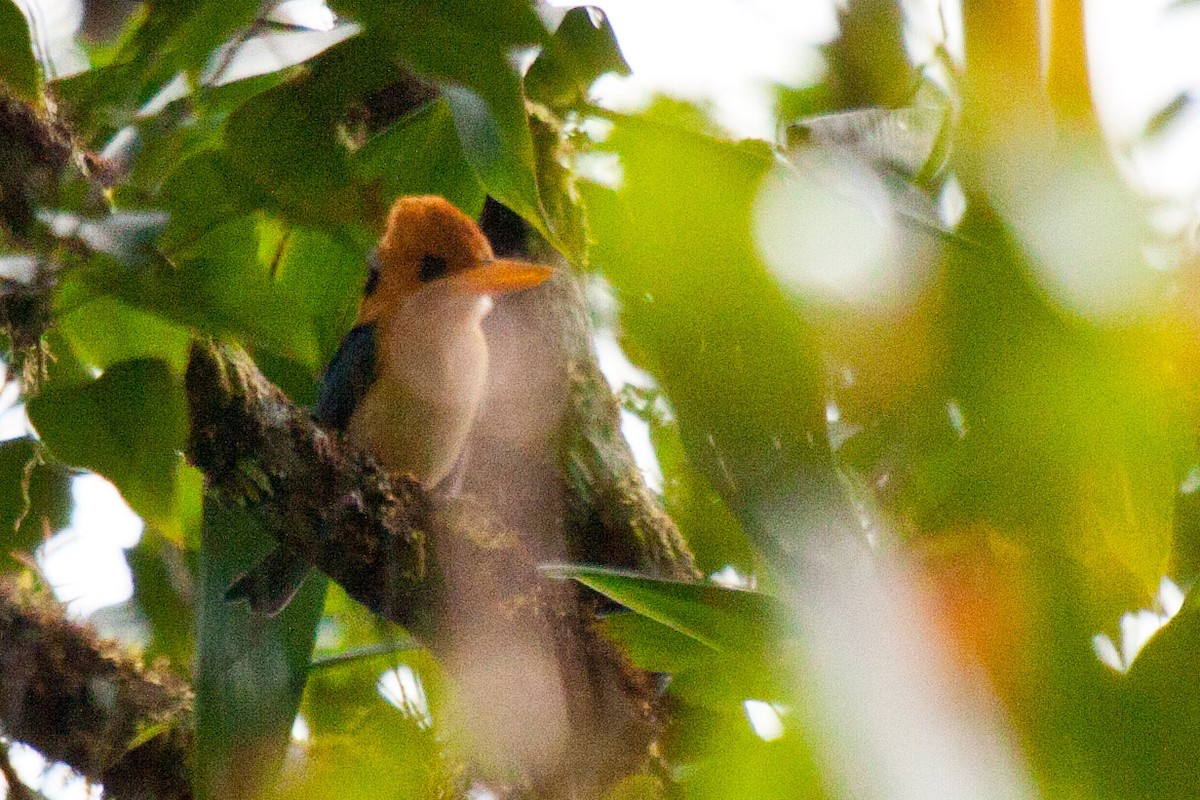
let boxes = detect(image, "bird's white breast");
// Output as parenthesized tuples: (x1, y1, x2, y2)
(346, 285, 493, 487)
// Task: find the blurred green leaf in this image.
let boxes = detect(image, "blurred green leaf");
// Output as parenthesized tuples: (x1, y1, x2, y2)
(114, 0, 259, 91)
(1107, 589, 1200, 798)
(649, 410, 755, 574)
(544, 564, 785, 652)
(160, 0, 261, 79)
(26, 358, 187, 532)
(678, 717, 826, 800)
(49, 64, 143, 144)
(582, 108, 852, 567)
(525, 6, 631, 108)
(1143, 92, 1192, 140)
(194, 500, 327, 800)
(300, 586, 450, 797)
(354, 99, 486, 219)
(0, 0, 39, 101)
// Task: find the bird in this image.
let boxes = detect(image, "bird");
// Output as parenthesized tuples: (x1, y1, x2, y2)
(228, 195, 554, 615)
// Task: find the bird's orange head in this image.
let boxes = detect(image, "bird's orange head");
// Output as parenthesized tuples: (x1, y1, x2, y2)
(358, 195, 553, 324)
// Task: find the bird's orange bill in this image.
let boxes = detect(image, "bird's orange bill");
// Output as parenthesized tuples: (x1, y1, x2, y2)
(453, 260, 553, 294)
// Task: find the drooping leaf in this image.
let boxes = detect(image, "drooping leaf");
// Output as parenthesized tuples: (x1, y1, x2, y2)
(443, 84, 547, 244)
(26, 358, 187, 532)
(0, 0, 39, 101)
(543, 564, 786, 652)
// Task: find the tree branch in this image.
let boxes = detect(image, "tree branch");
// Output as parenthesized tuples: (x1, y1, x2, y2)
(0, 579, 192, 800)
(184, 339, 440, 635)
(1, 85, 698, 797)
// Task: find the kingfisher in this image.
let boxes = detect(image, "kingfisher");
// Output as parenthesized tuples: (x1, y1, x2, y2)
(229, 195, 554, 614)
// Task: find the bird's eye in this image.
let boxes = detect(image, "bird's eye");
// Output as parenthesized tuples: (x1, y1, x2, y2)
(364, 251, 382, 296)
(419, 254, 448, 283)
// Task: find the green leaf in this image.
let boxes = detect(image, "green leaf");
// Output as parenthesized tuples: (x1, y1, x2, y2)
(330, 0, 577, 255)
(649, 407, 755, 573)
(194, 501, 327, 800)
(599, 610, 712, 674)
(224, 82, 360, 226)
(354, 99, 486, 219)
(162, 0, 261, 79)
(1108, 591, 1200, 798)
(104, 214, 361, 370)
(299, 645, 449, 795)
(543, 564, 786, 652)
(127, 533, 195, 673)
(56, 289, 192, 376)
(0, 0, 39, 100)
(158, 149, 266, 252)
(26, 359, 187, 530)
(525, 6, 631, 108)
(330, 0, 545, 47)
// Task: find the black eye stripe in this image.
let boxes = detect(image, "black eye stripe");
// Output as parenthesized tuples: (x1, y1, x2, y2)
(419, 254, 448, 283)
(364, 251, 382, 296)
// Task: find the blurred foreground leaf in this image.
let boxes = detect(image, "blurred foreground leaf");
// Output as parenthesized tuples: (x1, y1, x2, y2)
(583, 107, 852, 569)
(1113, 589, 1200, 799)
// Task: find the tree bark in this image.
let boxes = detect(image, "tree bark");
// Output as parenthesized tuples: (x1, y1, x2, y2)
(0, 579, 192, 800)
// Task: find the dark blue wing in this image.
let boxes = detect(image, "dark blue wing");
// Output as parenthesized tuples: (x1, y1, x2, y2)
(315, 322, 378, 432)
